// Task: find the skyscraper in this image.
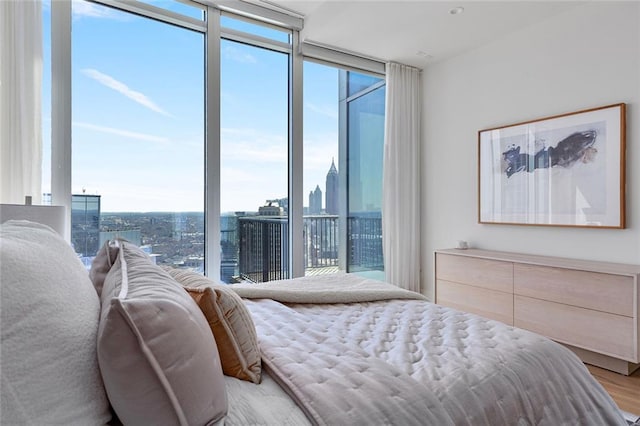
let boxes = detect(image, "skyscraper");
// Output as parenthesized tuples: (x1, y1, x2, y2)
(71, 194, 101, 258)
(309, 185, 322, 214)
(325, 158, 339, 215)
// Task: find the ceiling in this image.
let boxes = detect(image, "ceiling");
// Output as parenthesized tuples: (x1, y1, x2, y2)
(260, 1, 584, 68)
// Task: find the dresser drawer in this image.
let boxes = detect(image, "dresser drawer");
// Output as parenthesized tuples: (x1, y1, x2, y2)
(514, 264, 634, 317)
(436, 253, 513, 293)
(436, 280, 513, 325)
(515, 295, 636, 362)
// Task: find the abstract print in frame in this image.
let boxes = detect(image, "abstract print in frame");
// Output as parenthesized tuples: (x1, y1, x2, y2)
(478, 103, 625, 228)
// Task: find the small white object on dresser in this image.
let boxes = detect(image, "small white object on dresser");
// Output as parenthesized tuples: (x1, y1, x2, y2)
(435, 248, 640, 375)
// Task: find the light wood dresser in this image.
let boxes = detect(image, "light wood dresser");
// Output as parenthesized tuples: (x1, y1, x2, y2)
(435, 248, 640, 375)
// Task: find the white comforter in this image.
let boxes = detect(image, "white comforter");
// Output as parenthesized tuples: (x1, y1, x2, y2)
(232, 274, 626, 426)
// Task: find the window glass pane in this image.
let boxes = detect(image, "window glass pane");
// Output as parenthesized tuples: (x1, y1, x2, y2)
(136, 0, 204, 20)
(71, 0, 204, 20)
(303, 61, 340, 276)
(71, 194, 101, 259)
(220, 39, 289, 283)
(42, 1, 52, 202)
(347, 72, 383, 97)
(71, 1, 205, 271)
(221, 15, 290, 44)
(347, 80, 385, 278)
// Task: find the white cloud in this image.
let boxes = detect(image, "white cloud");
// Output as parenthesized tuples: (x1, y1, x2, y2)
(218, 128, 288, 211)
(73, 121, 170, 144)
(304, 137, 338, 169)
(218, 127, 339, 210)
(222, 45, 257, 64)
(306, 102, 338, 120)
(220, 166, 287, 212)
(72, 0, 124, 20)
(220, 127, 288, 163)
(81, 69, 173, 117)
(76, 181, 203, 213)
(231, 143, 287, 163)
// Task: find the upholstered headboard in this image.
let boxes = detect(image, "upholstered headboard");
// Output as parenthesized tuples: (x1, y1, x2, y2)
(0, 203, 66, 236)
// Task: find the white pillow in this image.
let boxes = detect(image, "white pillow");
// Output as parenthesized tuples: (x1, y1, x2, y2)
(0, 220, 111, 424)
(95, 241, 228, 425)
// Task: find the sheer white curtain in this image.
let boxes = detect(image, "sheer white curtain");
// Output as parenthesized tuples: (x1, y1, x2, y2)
(382, 62, 421, 292)
(0, 0, 43, 205)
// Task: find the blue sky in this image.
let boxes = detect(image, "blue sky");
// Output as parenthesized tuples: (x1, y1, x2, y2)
(42, 0, 339, 213)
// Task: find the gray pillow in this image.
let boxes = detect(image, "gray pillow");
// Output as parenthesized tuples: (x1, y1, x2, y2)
(96, 240, 227, 425)
(0, 220, 111, 424)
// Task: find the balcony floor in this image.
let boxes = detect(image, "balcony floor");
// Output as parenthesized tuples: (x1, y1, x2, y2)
(305, 266, 339, 276)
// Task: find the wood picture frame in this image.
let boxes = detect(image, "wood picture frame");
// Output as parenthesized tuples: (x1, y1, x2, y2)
(478, 103, 626, 228)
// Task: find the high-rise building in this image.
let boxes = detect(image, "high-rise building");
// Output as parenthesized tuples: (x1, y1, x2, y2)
(258, 200, 284, 216)
(274, 197, 288, 214)
(238, 215, 288, 283)
(71, 194, 101, 258)
(309, 185, 322, 214)
(221, 213, 240, 283)
(325, 158, 339, 215)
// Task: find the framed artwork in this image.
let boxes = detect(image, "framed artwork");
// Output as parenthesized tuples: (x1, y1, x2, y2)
(478, 103, 626, 228)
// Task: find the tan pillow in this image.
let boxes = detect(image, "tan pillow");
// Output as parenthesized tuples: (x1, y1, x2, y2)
(165, 268, 262, 384)
(95, 242, 227, 425)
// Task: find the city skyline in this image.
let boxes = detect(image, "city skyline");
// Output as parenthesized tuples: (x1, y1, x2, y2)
(63, 142, 367, 215)
(308, 158, 340, 215)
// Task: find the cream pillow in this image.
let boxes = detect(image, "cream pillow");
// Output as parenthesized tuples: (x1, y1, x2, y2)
(95, 241, 227, 425)
(0, 220, 111, 424)
(89, 239, 119, 296)
(165, 268, 262, 384)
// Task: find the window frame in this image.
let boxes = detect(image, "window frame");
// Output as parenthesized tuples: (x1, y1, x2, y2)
(49, 0, 384, 280)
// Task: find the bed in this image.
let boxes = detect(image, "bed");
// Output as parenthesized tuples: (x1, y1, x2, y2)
(221, 273, 626, 426)
(0, 221, 626, 425)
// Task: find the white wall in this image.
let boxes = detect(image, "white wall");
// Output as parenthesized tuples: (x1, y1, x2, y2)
(421, 2, 640, 299)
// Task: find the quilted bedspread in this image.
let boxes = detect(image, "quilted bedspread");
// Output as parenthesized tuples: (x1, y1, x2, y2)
(238, 274, 626, 426)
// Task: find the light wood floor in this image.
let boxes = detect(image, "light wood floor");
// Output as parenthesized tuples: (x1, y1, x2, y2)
(587, 364, 640, 414)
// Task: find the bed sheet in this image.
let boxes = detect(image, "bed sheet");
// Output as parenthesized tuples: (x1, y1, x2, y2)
(224, 370, 310, 425)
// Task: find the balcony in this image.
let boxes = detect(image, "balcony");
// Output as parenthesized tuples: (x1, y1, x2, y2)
(235, 214, 383, 283)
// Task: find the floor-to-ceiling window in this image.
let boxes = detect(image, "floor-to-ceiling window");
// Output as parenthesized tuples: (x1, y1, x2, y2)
(303, 62, 385, 278)
(219, 15, 291, 283)
(42, 1, 52, 202)
(303, 61, 339, 276)
(344, 72, 385, 279)
(70, 0, 205, 268)
(45, 0, 385, 281)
